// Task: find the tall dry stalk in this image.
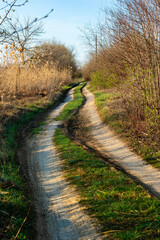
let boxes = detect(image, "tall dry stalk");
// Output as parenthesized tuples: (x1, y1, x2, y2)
(0, 45, 72, 98)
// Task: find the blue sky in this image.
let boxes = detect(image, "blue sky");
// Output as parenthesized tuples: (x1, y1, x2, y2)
(3, 0, 113, 65)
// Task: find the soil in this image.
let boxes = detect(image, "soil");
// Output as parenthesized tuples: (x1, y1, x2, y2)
(18, 88, 102, 240)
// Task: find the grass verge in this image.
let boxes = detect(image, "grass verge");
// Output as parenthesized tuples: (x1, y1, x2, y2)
(55, 128, 160, 240)
(54, 83, 160, 239)
(0, 82, 77, 240)
(56, 83, 86, 121)
(88, 85, 160, 169)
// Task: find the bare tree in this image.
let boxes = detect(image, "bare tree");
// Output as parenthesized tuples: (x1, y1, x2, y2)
(3, 16, 44, 59)
(0, 1, 53, 42)
(33, 41, 77, 72)
(82, 0, 160, 139)
(0, 0, 28, 30)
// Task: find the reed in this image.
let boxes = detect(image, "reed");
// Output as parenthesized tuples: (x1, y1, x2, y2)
(0, 45, 72, 98)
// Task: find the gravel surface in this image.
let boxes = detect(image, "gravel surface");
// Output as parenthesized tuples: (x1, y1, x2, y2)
(82, 86, 160, 199)
(18, 88, 102, 240)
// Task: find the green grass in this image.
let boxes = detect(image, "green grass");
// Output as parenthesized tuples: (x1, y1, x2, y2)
(0, 83, 76, 240)
(62, 82, 79, 90)
(31, 127, 44, 135)
(0, 163, 33, 240)
(56, 83, 86, 121)
(54, 128, 160, 240)
(89, 87, 160, 169)
(31, 121, 46, 135)
(53, 82, 160, 239)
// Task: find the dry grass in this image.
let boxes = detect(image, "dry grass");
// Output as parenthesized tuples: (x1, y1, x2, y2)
(0, 45, 75, 240)
(0, 45, 73, 124)
(0, 64, 72, 97)
(0, 45, 72, 98)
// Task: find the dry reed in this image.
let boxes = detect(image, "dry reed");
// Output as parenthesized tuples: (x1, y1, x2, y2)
(0, 45, 72, 98)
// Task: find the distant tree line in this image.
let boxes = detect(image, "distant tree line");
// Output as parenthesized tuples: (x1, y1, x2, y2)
(32, 41, 77, 73)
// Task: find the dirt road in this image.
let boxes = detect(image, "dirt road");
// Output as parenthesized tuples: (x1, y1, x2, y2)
(81, 86, 160, 199)
(18, 88, 102, 240)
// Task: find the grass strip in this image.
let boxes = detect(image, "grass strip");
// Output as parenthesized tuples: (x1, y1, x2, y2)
(0, 82, 77, 240)
(54, 83, 160, 239)
(54, 128, 160, 240)
(89, 86, 160, 169)
(56, 83, 86, 121)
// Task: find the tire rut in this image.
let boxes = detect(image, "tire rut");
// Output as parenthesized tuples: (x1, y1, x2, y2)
(18, 88, 102, 240)
(79, 86, 160, 200)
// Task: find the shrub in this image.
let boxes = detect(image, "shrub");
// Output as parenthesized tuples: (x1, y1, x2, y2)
(91, 70, 119, 89)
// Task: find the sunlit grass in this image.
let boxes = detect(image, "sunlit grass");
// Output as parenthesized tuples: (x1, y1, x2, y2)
(54, 83, 160, 239)
(56, 83, 86, 121)
(0, 83, 75, 240)
(90, 87, 160, 169)
(55, 128, 160, 240)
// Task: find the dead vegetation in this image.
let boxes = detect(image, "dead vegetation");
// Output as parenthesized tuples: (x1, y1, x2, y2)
(0, 43, 74, 125)
(82, 0, 160, 148)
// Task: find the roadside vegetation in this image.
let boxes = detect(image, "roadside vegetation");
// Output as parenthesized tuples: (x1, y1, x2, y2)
(88, 86, 160, 169)
(0, 42, 74, 102)
(54, 85, 160, 240)
(82, 0, 160, 168)
(0, 3, 78, 238)
(1, 0, 160, 239)
(56, 83, 86, 121)
(0, 83, 77, 240)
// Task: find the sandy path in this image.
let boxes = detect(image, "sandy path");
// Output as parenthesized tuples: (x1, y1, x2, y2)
(82, 86, 160, 199)
(18, 89, 102, 240)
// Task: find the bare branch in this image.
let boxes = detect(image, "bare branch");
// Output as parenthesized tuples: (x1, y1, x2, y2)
(0, 9, 54, 41)
(0, 0, 28, 26)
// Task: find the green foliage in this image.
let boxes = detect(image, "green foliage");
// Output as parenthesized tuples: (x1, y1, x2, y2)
(0, 162, 33, 240)
(0, 101, 51, 239)
(55, 128, 160, 239)
(91, 70, 119, 89)
(62, 82, 79, 90)
(94, 91, 114, 109)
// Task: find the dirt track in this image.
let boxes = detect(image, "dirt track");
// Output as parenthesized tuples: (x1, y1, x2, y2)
(81, 86, 160, 199)
(18, 88, 102, 240)
(17, 85, 160, 239)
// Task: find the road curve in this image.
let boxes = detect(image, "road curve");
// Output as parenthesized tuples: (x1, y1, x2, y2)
(82, 86, 160, 199)
(18, 88, 102, 240)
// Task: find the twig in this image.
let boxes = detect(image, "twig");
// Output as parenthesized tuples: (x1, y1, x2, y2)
(0, 210, 9, 216)
(13, 206, 31, 240)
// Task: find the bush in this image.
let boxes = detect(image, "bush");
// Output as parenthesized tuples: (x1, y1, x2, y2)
(91, 70, 119, 89)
